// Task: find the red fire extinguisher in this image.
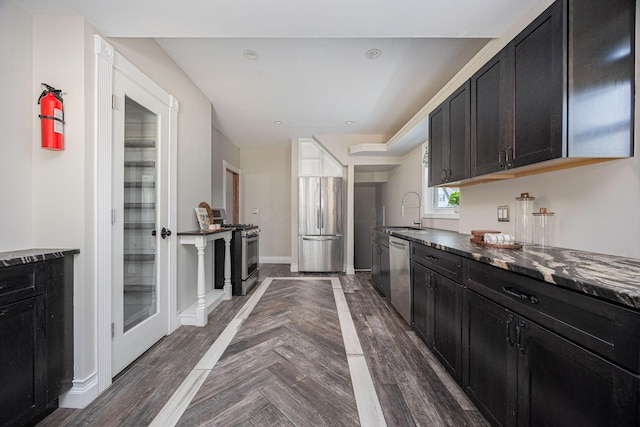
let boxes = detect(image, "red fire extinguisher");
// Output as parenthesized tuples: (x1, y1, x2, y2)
(38, 83, 64, 150)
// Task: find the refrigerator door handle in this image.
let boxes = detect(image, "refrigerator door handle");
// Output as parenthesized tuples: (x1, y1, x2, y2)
(302, 236, 341, 241)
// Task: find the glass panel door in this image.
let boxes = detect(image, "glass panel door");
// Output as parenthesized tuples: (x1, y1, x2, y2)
(122, 97, 157, 332)
(112, 69, 169, 376)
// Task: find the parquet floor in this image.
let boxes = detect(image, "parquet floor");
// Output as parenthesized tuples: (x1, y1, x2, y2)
(38, 265, 487, 426)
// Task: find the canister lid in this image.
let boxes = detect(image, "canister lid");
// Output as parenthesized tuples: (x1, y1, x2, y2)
(516, 192, 535, 201)
(532, 207, 554, 216)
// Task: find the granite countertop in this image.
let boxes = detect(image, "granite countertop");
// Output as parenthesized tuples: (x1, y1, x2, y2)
(0, 248, 80, 268)
(376, 226, 640, 310)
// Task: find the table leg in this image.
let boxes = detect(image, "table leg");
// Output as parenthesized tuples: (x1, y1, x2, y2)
(195, 236, 207, 326)
(223, 234, 232, 300)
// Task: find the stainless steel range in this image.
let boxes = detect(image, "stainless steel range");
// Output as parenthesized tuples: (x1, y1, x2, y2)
(211, 208, 260, 295)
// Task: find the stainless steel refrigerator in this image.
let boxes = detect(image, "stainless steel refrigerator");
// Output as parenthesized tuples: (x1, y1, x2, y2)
(298, 176, 343, 272)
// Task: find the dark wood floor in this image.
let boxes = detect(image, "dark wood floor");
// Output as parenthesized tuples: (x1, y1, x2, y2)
(38, 265, 487, 426)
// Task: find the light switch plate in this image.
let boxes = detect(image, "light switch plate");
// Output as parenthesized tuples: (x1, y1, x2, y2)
(252, 208, 259, 214)
(498, 206, 510, 222)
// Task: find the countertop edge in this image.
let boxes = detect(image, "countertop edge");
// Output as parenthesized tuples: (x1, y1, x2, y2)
(1, 248, 80, 268)
(377, 227, 640, 311)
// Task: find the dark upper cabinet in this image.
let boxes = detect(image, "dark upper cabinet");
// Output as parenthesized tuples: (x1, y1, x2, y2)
(428, 104, 445, 186)
(568, 0, 635, 157)
(469, 0, 634, 180)
(512, 0, 564, 168)
(470, 46, 514, 177)
(429, 81, 470, 186)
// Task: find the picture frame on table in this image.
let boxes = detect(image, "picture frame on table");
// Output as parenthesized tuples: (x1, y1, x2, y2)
(194, 207, 211, 230)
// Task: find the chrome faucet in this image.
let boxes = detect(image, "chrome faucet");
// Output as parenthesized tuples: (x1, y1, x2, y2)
(401, 191, 422, 228)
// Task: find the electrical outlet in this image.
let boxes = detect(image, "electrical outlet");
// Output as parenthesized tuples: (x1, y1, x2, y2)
(252, 208, 259, 214)
(498, 206, 510, 222)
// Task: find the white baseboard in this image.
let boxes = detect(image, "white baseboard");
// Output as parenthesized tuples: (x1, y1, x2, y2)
(179, 289, 225, 326)
(290, 263, 299, 273)
(58, 372, 100, 408)
(260, 256, 292, 264)
(345, 264, 355, 275)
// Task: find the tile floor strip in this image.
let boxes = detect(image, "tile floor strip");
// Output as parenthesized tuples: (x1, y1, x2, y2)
(150, 276, 386, 427)
(149, 278, 274, 426)
(331, 277, 387, 426)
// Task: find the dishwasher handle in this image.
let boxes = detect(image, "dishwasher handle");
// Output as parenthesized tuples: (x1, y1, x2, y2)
(389, 239, 409, 250)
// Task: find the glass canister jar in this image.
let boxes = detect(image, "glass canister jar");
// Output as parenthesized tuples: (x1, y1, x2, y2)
(515, 193, 535, 244)
(532, 207, 555, 247)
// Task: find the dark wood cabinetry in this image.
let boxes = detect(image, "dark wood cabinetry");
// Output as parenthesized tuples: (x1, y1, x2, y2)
(470, 46, 514, 177)
(371, 230, 390, 297)
(429, 81, 470, 186)
(512, 0, 564, 168)
(469, 0, 634, 183)
(463, 260, 640, 427)
(0, 253, 76, 427)
(411, 243, 463, 382)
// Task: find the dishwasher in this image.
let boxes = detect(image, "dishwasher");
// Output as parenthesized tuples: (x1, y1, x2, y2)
(389, 236, 411, 324)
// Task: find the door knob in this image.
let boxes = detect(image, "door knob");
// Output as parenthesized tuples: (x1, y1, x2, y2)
(161, 227, 172, 239)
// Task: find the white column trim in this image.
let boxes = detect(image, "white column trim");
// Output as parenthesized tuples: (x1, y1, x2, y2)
(94, 34, 115, 395)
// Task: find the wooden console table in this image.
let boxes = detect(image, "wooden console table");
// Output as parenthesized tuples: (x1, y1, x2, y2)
(177, 229, 232, 327)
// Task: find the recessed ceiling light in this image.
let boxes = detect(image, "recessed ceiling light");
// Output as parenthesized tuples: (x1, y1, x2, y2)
(273, 120, 283, 125)
(243, 49, 259, 60)
(365, 49, 382, 60)
(345, 120, 355, 125)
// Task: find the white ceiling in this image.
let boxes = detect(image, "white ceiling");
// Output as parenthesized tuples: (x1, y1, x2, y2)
(20, 0, 540, 150)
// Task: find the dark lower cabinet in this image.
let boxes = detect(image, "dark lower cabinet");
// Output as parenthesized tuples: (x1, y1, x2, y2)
(0, 253, 76, 427)
(463, 288, 640, 427)
(411, 246, 463, 383)
(520, 320, 639, 427)
(371, 231, 390, 297)
(0, 297, 46, 427)
(462, 290, 516, 427)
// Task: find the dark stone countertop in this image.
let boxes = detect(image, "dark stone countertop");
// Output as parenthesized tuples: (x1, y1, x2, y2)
(0, 248, 80, 268)
(177, 227, 235, 236)
(376, 226, 640, 310)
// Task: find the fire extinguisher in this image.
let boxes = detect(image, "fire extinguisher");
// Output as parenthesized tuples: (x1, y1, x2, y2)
(38, 83, 64, 150)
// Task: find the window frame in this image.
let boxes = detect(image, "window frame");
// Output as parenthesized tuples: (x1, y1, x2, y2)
(422, 143, 460, 219)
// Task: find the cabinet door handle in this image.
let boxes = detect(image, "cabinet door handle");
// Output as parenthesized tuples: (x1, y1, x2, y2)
(425, 273, 432, 288)
(498, 149, 505, 168)
(441, 169, 448, 182)
(502, 286, 539, 304)
(516, 321, 527, 353)
(506, 314, 515, 346)
(505, 146, 513, 168)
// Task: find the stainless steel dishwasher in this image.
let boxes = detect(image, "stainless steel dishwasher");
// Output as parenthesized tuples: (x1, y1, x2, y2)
(389, 236, 411, 324)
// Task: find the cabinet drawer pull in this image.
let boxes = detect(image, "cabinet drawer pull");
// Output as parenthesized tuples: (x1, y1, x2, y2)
(424, 254, 439, 262)
(0, 309, 7, 317)
(506, 314, 515, 346)
(502, 286, 538, 304)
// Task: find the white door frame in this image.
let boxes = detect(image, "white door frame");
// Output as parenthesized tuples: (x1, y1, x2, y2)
(222, 160, 240, 214)
(94, 35, 179, 393)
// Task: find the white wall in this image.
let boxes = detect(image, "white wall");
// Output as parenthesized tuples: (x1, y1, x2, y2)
(459, 156, 640, 257)
(380, 146, 424, 227)
(30, 14, 98, 394)
(109, 38, 214, 311)
(241, 148, 292, 262)
(0, 1, 33, 251)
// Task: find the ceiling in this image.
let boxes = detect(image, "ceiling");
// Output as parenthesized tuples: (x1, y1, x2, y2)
(20, 0, 540, 150)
